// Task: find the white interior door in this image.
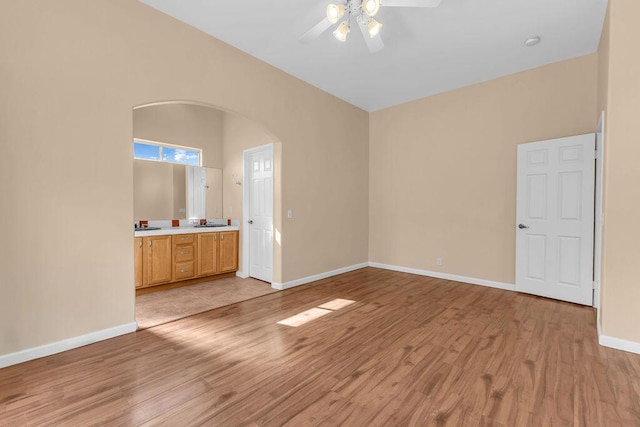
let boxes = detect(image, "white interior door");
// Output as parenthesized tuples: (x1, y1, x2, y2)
(248, 146, 273, 282)
(516, 134, 595, 305)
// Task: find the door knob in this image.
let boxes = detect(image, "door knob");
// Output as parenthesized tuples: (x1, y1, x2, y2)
(248, 220, 253, 224)
(518, 224, 529, 229)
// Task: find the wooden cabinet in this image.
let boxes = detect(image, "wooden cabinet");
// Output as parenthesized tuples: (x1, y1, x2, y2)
(173, 234, 196, 281)
(143, 235, 172, 286)
(133, 235, 173, 288)
(134, 237, 143, 289)
(197, 231, 239, 275)
(219, 231, 239, 273)
(135, 230, 239, 291)
(197, 232, 219, 276)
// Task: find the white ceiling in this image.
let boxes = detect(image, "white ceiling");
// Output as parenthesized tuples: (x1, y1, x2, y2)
(139, 0, 607, 112)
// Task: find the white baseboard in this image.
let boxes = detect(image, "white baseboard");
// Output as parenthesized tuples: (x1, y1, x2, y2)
(236, 270, 249, 279)
(597, 322, 640, 355)
(271, 262, 369, 291)
(368, 262, 516, 292)
(0, 322, 138, 369)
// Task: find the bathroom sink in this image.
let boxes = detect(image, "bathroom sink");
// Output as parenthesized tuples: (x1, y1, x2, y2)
(135, 226, 162, 231)
(194, 224, 227, 228)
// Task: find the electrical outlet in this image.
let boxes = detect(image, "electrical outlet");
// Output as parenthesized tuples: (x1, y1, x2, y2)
(287, 209, 293, 219)
(436, 257, 443, 266)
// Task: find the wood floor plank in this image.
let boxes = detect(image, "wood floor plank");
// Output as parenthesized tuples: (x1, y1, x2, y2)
(1, 267, 639, 426)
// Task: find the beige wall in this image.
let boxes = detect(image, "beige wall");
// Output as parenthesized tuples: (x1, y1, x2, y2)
(0, 0, 369, 356)
(369, 55, 598, 284)
(598, 0, 640, 343)
(597, 7, 610, 118)
(596, 4, 610, 329)
(133, 103, 223, 169)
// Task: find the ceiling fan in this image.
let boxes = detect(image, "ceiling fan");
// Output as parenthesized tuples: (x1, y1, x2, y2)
(300, 0, 443, 53)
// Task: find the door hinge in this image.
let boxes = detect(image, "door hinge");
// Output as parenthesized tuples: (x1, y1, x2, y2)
(595, 150, 599, 159)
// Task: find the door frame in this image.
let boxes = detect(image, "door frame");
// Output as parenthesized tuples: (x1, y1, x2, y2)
(594, 111, 606, 310)
(240, 143, 274, 283)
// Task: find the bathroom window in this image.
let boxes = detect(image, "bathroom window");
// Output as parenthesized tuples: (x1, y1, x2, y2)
(133, 139, 201, 166)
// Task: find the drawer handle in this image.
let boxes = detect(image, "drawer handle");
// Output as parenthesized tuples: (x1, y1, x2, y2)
(180, 269, 190, 273)
(181, 237, 189, 240)
(181, 251, 189, 255)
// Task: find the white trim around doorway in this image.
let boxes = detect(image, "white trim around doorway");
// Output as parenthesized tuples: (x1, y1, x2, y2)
(240, 143, 275, 284)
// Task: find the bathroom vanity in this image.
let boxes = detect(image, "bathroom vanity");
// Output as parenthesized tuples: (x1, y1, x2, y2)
(134, 227, 239, 292)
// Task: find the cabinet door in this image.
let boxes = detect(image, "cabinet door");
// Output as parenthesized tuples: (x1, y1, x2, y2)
(134, 237, 143, 288)
(197, 233, 219, 276)
(219, 231, 239, 273)
(144, 235, 172, 286)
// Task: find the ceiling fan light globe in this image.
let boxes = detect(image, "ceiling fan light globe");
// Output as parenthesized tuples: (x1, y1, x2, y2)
(333, 21, 349, 42)
(326, 4, 345, 24)
(362, 0, 380, 17)
(524, 36, 541, 47)
(366, 19, 383, 38)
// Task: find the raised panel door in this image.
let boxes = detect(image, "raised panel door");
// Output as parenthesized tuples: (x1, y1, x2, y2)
(144, 235, 172, 286)
(248, 146, 273, 282)
(197, 232, 219, 276)
(516, 134, 595, 305)
(219, 231, 239, 273)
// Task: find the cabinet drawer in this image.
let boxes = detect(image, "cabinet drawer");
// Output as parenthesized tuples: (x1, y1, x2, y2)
(173, 234, 195, 244)
(174, 261, 195, 280)
(175, 244, 195, 262)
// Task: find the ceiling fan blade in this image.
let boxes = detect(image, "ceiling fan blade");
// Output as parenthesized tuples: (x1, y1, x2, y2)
(357, 16, 384, 53)
(380, 0, 442, 7)
(299, 17, 333, 43)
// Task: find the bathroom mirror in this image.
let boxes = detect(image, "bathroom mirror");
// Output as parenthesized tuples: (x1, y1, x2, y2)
(133, 160, 222, 221)
(186, 165, 223, 220)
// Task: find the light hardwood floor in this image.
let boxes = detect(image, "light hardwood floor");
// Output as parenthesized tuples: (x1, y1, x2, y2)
(1, 267, 639, 426)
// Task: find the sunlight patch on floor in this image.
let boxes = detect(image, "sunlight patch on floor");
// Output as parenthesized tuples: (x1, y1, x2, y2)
(277, 308, 332, 327)
(277, 298, 356, 327)
(318, 298, 355, 310)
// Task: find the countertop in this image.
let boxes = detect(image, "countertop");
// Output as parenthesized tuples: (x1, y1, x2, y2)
(134, 225, 239, 237)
